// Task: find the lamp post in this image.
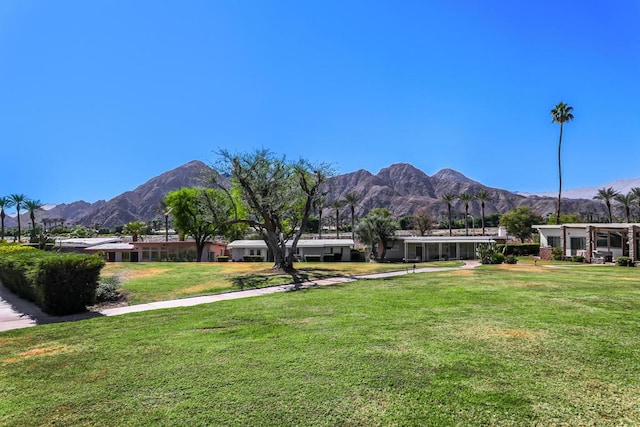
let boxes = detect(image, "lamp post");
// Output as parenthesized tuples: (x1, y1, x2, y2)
(467, 214, 475, 236)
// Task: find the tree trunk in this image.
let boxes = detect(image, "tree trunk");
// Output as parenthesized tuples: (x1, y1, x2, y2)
(481, 203, 485, 236)
(556, 123, 564, 225)
(447, 205, 452, 236)
(164, 215, 169, 242)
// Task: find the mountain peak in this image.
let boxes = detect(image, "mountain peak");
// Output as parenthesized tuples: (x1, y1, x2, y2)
(432, 168, 477, 184)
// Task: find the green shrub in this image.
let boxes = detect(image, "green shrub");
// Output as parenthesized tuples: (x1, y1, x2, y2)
(551, 247, 563, 261)
(95, 275, 122, 303)
(304, 255, 322, 262)
(476, 243, 495, 265)
(496, 243, 540, 256)
(491, 252, 505, 264)
(242, 255, 265, 262)
(350, 249, 365, 262)
(617, 256, 632, 267)
(571, 255, 585, 263)
(322, 253, 341, 262)
(0, 251, 105, 315)
(217, 256, 229, 262)
(504, 255, 518, 264)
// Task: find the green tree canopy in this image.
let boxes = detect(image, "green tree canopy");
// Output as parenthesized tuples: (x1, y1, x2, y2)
(213, 149, 332, 271)
(593, 187, 620, 224)
(165, 187, 240, 262)
(122, 221, 148, 242)
(499, 206, 543, 243)
(355, 208, 398, 261)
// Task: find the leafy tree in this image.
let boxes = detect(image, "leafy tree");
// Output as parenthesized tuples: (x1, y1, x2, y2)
(499, 206, 543, 243)
(458, 192, 474, 236)
(165, 187, 238, 262)
(475, 189, 491, 235)
(441, 193, 456, 236)
(9, 193, 27, 242)
(614, 192, 635, 223)
(330, 199, 345, 239)
(355, 208, 398, 261)
(123, 221, 148, 242)
(551, 102, 574, 225)
(545, 213, 582, 225)
(68, 225, 97, 238)
(24, 199, 43, 232)
(593, 187, 620, 223)
(344, 192, 361, 241)
(0, 197, 14, 240)
(413, 207, 434, 236)
(213, 149, 331, 271)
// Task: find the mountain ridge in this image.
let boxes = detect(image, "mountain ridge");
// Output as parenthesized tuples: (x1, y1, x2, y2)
(4, 161, 620, 229)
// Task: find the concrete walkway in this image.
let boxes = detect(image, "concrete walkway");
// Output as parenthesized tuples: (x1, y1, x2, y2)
(0, 261, 479, 332)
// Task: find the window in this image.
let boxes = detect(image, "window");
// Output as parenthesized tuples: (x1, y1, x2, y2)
(121, 252, 130, 262)
(547, 236, 561, 247)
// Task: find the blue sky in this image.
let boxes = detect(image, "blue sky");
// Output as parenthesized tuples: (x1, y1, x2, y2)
(1, 1, 639, 206)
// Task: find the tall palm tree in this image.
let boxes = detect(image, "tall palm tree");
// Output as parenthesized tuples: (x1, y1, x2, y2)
(458, 192, 474, 236)
(631, 187, 640, 222)
(25, 199, 43, 232)
(441, 193, 456, 236)
(330, 199, 345, 239)
(614, 192, 636, 223)
(551, 102, 575, 225)
(0, 197, 15, 240)
(344, 192, 361, 241)
(312, 194, 327, 239)
(9, 194, 27, 242)
(475, 189, 491, 236)
(593, 187, 620, 223)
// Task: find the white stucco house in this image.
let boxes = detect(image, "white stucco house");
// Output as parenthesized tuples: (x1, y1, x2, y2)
(226, 239, 355, 262)
(382, 235, 507, 262)
(534, 223, 640, 263)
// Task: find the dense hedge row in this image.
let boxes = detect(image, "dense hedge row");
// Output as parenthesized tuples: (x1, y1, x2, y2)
(0, 251, 105, 315)
(0, 243, 36, 254)
(496, 243, 540, 256)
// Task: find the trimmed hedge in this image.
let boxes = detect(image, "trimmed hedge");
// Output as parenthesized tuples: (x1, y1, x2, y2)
(496, 243, 540, 256)
(217, 256, 229, 262)
(0, 251, 105, 315)
(304, 255, 322, 262)
(242, 255, 265, 262)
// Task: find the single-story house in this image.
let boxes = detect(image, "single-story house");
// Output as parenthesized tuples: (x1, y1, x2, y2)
(383, 235, 507, 262)
(85, 240, 227, 262)
(55, 237, 123, 253)
(226, 239, 355, 262)
(534, 223, 640, 263)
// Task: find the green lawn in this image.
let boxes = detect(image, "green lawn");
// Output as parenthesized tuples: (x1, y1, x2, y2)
(2, 264, 640, 425)
(102, 260, 462, 304)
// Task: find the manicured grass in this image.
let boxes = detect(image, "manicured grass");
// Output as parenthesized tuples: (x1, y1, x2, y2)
(102, 260, 462, 304)
(2, 264, 640, 425)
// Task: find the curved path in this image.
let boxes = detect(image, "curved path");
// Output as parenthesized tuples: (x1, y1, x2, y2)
(0, 261, 480, 332)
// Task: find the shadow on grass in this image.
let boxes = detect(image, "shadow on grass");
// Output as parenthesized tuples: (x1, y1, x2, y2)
(231, 269, 341, 291)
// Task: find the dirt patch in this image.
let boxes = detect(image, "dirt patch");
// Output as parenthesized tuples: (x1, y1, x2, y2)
(495, 264, 545, 272)
(447, 269, 476, 276)
(464, 325, 545, 341)
(2, 344, 75, 364)
(126, 268, 169, 279)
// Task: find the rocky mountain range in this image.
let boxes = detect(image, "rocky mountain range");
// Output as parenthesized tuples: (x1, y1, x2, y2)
(4, 160, 614, 229)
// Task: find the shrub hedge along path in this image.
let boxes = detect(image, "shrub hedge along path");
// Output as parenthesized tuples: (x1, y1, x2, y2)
(0, 262, 479, 332)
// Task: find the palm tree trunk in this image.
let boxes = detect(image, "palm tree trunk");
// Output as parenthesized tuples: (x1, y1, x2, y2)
(481, 203, 485, 236)
(556, 123, 564, 225)
(447, 205, 452, 236)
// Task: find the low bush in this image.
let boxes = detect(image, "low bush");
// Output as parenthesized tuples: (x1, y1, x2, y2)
(504, 255, 518, 264)
(242, 255, 265, 262)
(95, 275, 123, 303)
(491, 252, 505, 265)
(0, 243, 35, 255)
(572, 255, 585, 263)
(551, 247, 563, 261)
(616, 256, 633, 267)
(322, 253, 341, 262)
(350, 249, 365, 262)
(304, 255, 322, 262)
(496, 243, 540, 256)
(0, 251, 105, 315)
(217, 256, 229, 262)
